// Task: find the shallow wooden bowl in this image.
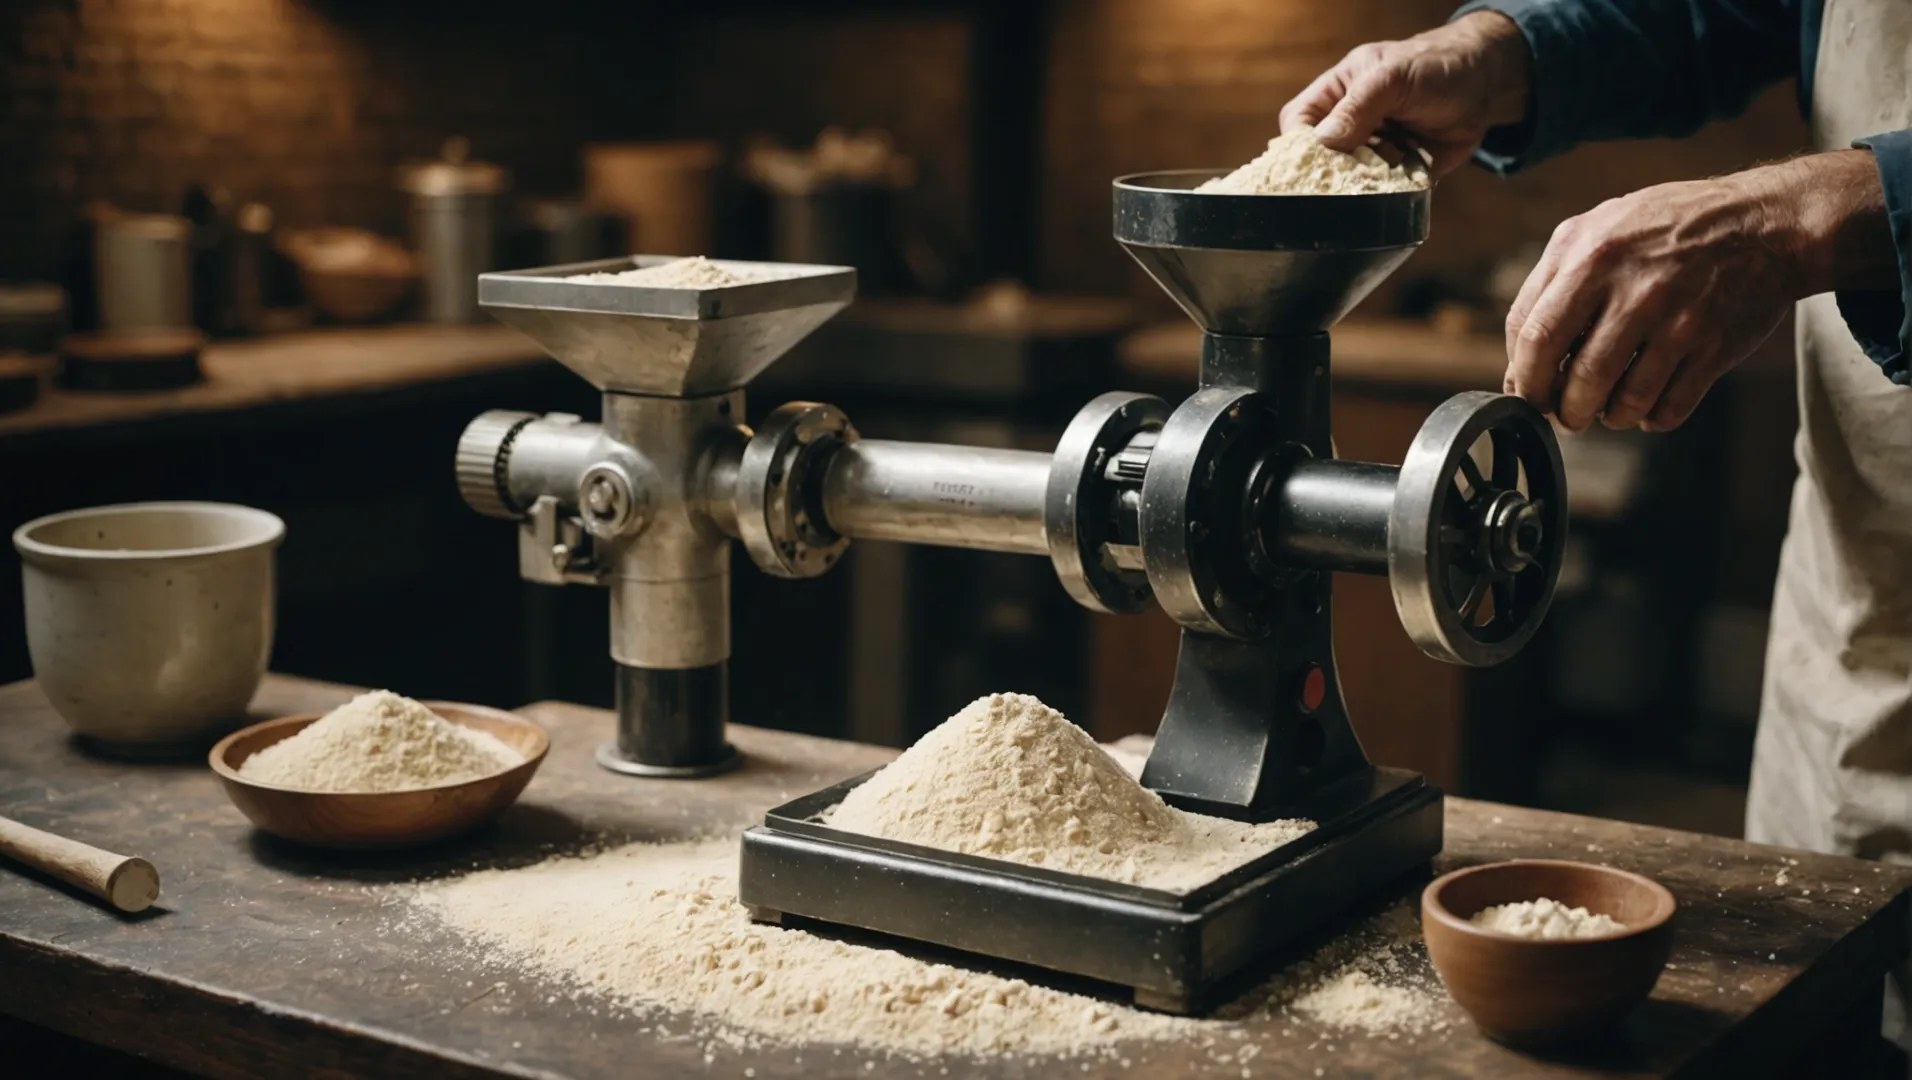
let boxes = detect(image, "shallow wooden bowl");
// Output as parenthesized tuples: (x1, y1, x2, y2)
(208, 702, 548, 849)
(1422, 859, 1677, 1048)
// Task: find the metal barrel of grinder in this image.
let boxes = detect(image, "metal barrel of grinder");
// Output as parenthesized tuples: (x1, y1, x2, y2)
(817, 440, 1051, 555)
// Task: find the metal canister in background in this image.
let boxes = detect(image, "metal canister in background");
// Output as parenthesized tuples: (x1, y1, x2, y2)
(744, 130, 923, 295)
(583, 142, 718, 257)
(183, 184, 275, 337)
(94, 211, 193, 331)
(398, 138, 509, 323)
(512, 198, 628, 268)
(771, 183, 910, 294)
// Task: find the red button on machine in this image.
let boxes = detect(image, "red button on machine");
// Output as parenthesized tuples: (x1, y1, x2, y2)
(1298, 664, 1326, 713)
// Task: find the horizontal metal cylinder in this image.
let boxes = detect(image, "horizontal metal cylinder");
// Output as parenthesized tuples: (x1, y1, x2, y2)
(820, 440, 1051, 555)
(503, 417, 603, 512)
(1263, 459, 1396, 575)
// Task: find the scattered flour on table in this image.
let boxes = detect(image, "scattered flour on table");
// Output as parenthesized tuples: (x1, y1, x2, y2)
(1289, 970, 1442, 1035)
(1469, 898, 1627, 940)
(1262, 902, 1450, 1037)
(409, 837, 1198, 1059)
(405, 837, 1452, 1061)
(1196, 125, 1428, 195)
(398, 701, 1450, 1061)
(237, 690, 519, 792)
(825, 693, 1313, 893)
(571, 256, 782, 288)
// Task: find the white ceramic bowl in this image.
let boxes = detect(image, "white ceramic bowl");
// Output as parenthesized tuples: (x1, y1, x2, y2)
(14, 502, 284, 754)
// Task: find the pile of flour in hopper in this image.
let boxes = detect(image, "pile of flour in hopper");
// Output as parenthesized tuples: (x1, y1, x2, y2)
(569, 255, 792, 289)
(404, 692, 1455, 1062)
(1197, 124, 1428, 195)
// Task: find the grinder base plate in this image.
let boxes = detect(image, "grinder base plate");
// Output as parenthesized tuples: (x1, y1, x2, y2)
(738, 767, 1441, 1014)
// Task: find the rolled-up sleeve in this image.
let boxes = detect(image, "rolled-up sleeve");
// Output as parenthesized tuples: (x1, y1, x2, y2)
(1450, 0, 1801, 172)
(1843, 131, 1912, 383)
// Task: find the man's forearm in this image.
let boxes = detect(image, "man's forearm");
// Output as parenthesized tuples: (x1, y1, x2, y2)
(1454, 11, 1534, 130)
(1744, 150, 1898, 297)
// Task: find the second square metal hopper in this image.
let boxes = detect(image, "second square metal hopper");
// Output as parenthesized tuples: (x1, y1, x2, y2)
(478, 256, 856, 397)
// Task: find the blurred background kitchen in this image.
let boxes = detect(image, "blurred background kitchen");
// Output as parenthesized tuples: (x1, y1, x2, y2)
(0, 0, 1799, 837)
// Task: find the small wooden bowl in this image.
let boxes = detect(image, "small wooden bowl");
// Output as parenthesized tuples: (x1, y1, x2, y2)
(208, 702, 548, 849)
(1422, 859, 1677, 1048)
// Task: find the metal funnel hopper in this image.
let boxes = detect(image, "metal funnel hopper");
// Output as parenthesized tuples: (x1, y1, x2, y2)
(479, 256, 857, 397)
(1113, 171, 1429, 337)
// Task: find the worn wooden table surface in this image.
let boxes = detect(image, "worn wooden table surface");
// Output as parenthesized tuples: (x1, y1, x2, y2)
(0, 324, 547, 448)
(0, 675, 1906, 1079)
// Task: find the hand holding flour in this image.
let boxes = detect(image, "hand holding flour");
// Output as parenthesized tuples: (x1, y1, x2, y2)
(1277, 11, 1531, 178)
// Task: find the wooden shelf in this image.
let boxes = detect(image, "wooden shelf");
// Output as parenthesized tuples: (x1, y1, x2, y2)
(0, 324, 550, 449)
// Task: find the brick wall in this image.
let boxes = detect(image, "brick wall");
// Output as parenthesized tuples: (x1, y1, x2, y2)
(0, 0, 671, 282)
(2, 0, 1812, 336)
(0, 2, 978, 288)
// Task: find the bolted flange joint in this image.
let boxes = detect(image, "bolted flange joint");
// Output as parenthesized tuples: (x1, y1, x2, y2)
(1044, 391, 1171, 614)
(735, 401, 859, 579)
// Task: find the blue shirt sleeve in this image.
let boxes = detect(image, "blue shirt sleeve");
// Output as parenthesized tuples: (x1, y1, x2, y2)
(1843, 132, 1912, 384)
(1447, 2, 1911, 381)
(1450, 0, 1801, 172)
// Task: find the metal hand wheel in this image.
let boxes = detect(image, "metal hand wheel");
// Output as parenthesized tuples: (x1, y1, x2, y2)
(1389, 391, 1566, 666)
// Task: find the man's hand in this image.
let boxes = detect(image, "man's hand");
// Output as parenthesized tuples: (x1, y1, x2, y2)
(1278, 11, 1532, 176)
(1504, 151, 1894, 432)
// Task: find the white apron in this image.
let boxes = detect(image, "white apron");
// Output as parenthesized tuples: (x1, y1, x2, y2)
(1747, 0, 1912, 864)
(1744, 0, 1912, 1043)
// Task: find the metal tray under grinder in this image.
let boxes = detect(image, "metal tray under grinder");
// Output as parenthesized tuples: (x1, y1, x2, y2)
(738, 767, 1442, 1014)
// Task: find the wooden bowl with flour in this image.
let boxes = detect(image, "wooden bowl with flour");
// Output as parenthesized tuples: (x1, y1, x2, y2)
(1422, 859, 1676, 1049)
(209, 702, 548, 849)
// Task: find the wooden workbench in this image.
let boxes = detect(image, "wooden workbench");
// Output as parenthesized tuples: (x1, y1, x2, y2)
(0, 675, 1905, 1079)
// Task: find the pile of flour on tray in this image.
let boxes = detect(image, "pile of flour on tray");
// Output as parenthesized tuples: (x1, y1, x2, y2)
(571, 256, 780, 289)
(238, 690, 519, 792)
(827, 692, 1313, 893)
(1197, 124, 1427, 195)
(1471, 897, 1628, 940)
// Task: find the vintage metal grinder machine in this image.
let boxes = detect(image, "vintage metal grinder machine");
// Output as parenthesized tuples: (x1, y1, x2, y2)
(455, 170, 1565, 1012)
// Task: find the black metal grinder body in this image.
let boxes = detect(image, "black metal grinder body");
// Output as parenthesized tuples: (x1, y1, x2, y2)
(454, 172, 1567, 1011)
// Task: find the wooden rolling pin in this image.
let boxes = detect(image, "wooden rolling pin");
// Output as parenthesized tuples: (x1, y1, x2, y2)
(0, 814, 160, 913)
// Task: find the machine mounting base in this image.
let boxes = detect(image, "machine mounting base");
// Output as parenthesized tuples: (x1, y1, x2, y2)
(593, 741, 742, 779)
(737, 767, 1442, 1013)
